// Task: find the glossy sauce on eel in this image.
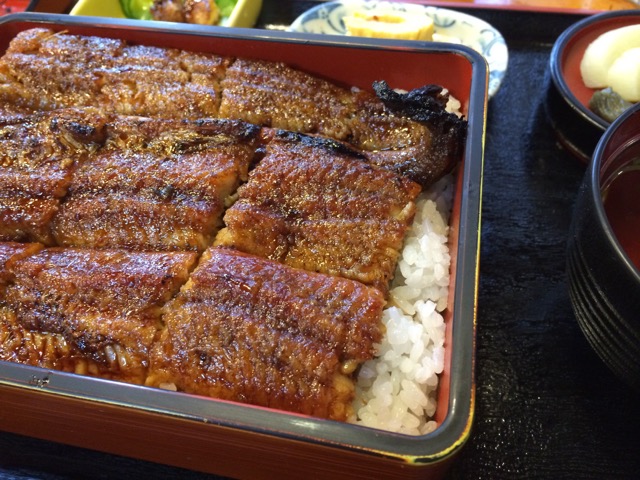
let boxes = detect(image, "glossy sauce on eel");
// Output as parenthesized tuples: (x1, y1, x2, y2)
(0, 28, 466, 423)
(0, 28, 466, 189)
(147, 247, 385, 421)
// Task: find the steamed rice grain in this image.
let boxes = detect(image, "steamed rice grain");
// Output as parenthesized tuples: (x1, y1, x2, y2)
(352, 174, 454, 435)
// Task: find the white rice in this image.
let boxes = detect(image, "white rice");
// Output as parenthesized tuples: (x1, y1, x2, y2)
(351, 174, 454, 435)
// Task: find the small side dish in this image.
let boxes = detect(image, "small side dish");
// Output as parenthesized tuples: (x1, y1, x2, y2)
(546, 10, 640, 162)
(0, 0, 30, 16)
(581, 24, 640, 122)
(289, 0, 508, 97)
(120, 0, 235, 25)
(70, 0, 262, 28)
(342, 10, 434, 41)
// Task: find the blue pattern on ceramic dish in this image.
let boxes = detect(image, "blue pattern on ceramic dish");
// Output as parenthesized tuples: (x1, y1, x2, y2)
(289, 0, 508, 97)
(431, 13, 456, 29)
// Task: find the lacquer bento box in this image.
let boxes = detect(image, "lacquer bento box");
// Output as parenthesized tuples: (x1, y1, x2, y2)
(0, 13, 486, 479)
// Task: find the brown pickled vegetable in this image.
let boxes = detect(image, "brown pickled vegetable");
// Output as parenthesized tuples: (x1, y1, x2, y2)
(590, 87, 634, 123)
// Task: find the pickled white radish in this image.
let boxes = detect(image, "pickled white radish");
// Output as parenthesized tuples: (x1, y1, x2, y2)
(580, 24, 640, 88)
(607, 47, 640, 102)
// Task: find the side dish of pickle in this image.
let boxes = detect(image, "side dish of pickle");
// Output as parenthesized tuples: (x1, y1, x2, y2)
(580, 24, 640, 122)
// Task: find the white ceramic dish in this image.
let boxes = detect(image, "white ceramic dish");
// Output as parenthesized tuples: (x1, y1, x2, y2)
(289, 0, 507, 97)
(70, 0, 263, 28)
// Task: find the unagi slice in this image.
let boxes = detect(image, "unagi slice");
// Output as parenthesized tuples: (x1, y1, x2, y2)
(1, 29, 467, 188)
(0, 108, 109, 243)
(0, 306, 90, 374)
(0, 28, 229, 118)
(0, 29, 123, 111)
(219, 58, 356, 140)
(3, 248, 198, 383)
(0, 102, 34, 122)
(353, 81, 467, 187)
(53, 118, 259, 251)
(219, 59, 467, 187)
(215, 132, 420, 294)
(146, 247, 385, 421)
(0, 242, 42, 297)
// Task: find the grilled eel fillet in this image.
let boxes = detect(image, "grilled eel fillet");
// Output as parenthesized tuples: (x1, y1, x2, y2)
(146, 247, 385, 421)
(0, 108, 106, 244)
(0, 242, 43, 295)
(0, 28, 229, 118)
(219, 59, 466, 187)
(0, 108, 260, 250)
(0, 28, 466, 188)
(0, 246, 198, 383)
(216, 131, 421, 295)
(53, 115, 259, 251)
(0, 109, 419, 292)
(0, 244, 384, 420)
(0, 108, 417, 293)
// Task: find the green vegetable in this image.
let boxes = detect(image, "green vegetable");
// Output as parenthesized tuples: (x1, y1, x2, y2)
(119, 0, 154, 20)
(119, 0, 238, 21)
(216, 0, 237, 18)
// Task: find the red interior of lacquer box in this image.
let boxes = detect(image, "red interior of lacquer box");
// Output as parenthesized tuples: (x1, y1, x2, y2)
(0, 15, 480, 479)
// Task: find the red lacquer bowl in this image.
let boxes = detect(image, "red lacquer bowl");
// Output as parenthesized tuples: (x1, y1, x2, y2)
(546, 10, 640, 162)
